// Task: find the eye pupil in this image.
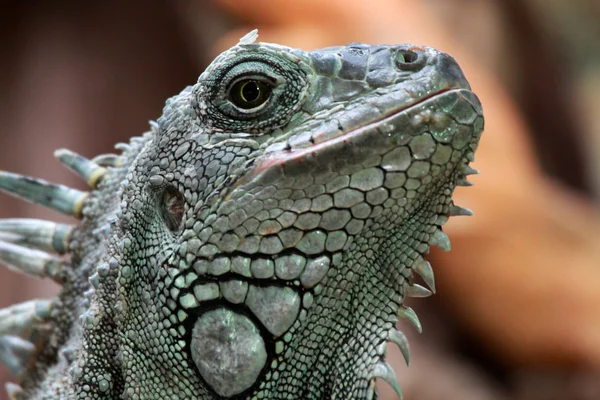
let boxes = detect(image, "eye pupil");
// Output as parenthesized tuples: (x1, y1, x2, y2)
(229, 79, 272, 110)
(241, 81, 260, 102)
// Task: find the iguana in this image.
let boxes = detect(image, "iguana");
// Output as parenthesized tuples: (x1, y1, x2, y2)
(0, 30, 483, 399)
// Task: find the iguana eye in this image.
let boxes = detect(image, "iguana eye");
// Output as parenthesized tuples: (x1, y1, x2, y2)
(228, 79, 272, 110)
(197, 52, 309, 133)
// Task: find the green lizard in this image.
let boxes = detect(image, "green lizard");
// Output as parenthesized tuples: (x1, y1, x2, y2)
(0, 30, 483, 399)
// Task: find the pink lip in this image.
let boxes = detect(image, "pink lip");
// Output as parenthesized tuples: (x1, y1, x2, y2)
(253, 87, 454, 175)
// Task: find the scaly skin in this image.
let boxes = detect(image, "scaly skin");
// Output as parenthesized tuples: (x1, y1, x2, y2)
(0, 32, 483, 399)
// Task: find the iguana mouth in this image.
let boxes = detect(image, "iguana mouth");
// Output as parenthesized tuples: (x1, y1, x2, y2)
(311, 87, 457, 146)
(251, 87, 481, 180)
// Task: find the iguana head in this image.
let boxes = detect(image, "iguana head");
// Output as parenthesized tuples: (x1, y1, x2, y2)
(0, 31, 482, 399)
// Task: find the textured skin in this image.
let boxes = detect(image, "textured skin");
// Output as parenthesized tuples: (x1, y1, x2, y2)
(0, 35, 483, 399)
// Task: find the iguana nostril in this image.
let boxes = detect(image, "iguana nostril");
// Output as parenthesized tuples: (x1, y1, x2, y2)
(397, 50, 418, 64)
(395, 49, 424, 71)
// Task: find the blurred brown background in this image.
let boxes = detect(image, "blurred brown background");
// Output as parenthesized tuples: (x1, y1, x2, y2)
(1, 1, 600, 399)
